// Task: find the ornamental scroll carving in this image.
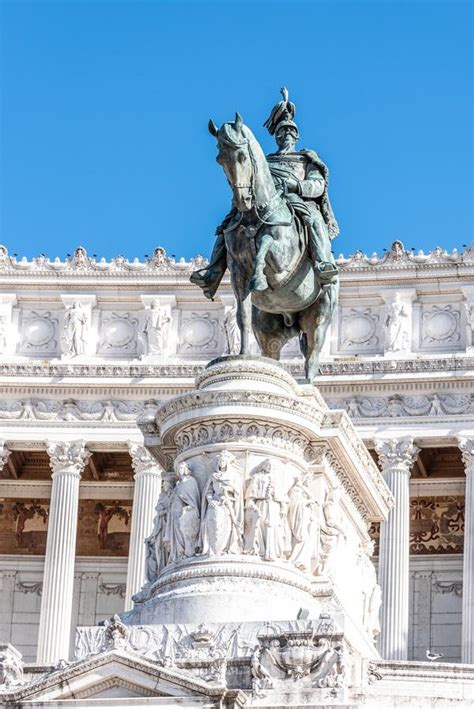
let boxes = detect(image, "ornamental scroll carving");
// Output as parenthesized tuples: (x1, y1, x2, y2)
(99, 312, 138, 354)
(18, 310, 59, 355)
(421, 304, 461, 349)
(339, 307, 380, 353)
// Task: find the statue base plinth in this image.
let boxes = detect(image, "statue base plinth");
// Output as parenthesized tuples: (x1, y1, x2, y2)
(124, 554, 321, 625)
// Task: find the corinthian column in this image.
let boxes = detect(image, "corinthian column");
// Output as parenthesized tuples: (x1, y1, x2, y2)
(459, 437, 474, 663)
(37, 441, 90, 664)
(375, 437, 419, 660)
(125, 443, 164, 610)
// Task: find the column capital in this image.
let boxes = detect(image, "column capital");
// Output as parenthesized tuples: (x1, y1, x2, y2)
(0, 440, 11, 472)
(458, 437, 474, 474)
(128, 442, 163, 477)
(46, 440, 90, 477)
(375, 437, 419, 474)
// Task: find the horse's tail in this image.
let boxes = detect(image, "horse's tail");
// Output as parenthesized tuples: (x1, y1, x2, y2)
(299, 331, 308, 359)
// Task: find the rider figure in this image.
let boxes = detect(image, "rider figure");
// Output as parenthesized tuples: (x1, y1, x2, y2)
(191, 88, 339, 298)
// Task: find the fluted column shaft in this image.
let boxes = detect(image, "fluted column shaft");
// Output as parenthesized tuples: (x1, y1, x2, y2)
(459, 437, 474, 663)
(125, 444, 163, 610)
(376, 438, 419, 660)
(37, 441, 89, 664)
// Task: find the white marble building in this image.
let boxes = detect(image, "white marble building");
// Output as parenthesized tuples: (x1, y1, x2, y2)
(0, 238, 473, 673)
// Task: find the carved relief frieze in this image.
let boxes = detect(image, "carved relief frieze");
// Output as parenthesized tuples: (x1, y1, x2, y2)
(17, 310, 59, 355)
(98, 312, 139, 355)
(175, 419, 310, 456)
(338, 306, 381, 354)
(327, 392, 474, 420)
(0, 398, 154, 424)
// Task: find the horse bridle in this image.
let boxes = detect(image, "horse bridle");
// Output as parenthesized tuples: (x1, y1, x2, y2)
(229, 140, 291, 226)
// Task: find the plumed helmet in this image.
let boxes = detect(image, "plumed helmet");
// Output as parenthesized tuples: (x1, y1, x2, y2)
(263, 87, 298, 136)
(274, 118, 299, 138)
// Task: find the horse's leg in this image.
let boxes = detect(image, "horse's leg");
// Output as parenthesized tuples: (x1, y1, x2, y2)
(237, 292, 253, 354)
(299, 284, 337, 381)
(249, 234, 273, 292)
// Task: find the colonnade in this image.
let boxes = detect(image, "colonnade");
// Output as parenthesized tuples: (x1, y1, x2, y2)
(32, 440, 163, 664)
(376, 435, 474, 663)
(0, 435, 472, 664)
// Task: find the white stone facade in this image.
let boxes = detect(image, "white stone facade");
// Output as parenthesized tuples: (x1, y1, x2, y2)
(0, 239, 473, 705)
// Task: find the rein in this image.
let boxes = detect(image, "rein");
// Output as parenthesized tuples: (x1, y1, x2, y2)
(223, 136, 292, 227)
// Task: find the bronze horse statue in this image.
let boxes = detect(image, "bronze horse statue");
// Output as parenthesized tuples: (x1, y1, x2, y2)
(195, 113, 338, 381)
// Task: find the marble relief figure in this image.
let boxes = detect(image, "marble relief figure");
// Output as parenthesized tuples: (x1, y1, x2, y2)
(288, 474, 321, 573)
(243, 459, 290, 561)
(140, 300, 171, 356)
(166, 461, 201, 562)
(384, 293, 410, 352)
(200, 450, 243, 556)
(319, 487, 346, 574)
(61, 301, 88, 356)
(222, 305, 241, 355)
(144, 478, 172, 582)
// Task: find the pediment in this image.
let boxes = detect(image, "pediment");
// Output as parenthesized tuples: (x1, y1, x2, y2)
(76, 675, 159, 698)
(10, 651, 224, 705)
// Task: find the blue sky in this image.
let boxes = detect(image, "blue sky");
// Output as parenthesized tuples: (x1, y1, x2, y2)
(1, 0, 472, 261)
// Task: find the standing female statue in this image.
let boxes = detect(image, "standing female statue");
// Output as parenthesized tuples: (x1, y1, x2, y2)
(243, 459, 290, 561)
(166, 461, 201, 563)
(200, 450, 243, 556)
(288, 474, 321, 574)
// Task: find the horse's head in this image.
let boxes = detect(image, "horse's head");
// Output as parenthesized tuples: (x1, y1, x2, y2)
(209, 113, 256, 213)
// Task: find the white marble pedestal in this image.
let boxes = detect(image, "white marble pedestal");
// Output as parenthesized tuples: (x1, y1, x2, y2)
(123, 356, 392, 663)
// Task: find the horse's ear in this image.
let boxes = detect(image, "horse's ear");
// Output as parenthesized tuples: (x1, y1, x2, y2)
(234, 112, 243, 132)
(208, 119, 219, 137)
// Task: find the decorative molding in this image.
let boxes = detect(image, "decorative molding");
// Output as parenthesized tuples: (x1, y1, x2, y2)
(420, 304, 461, 350)
(179, 312, 220, 353)
(433, 580, 463, 597)
(0, 245, 208, 276)
(98, 582, 126, 598)
(0, 355, 473, 380)
(98, 312, 139, 354)
(16, 580, 42, 596)
(339, 307, 380, 353)
(1, 241, 472, 279)
(18, 310, 59, 355)
(0, 398, 156, 423)
(327, 393, 474, 420)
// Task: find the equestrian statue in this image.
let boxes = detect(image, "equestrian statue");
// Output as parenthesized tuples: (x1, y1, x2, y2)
(191, 88, 339, 381)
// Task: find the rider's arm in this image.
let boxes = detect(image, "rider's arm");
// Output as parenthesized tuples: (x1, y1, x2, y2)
(298, 166, 325, 199)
